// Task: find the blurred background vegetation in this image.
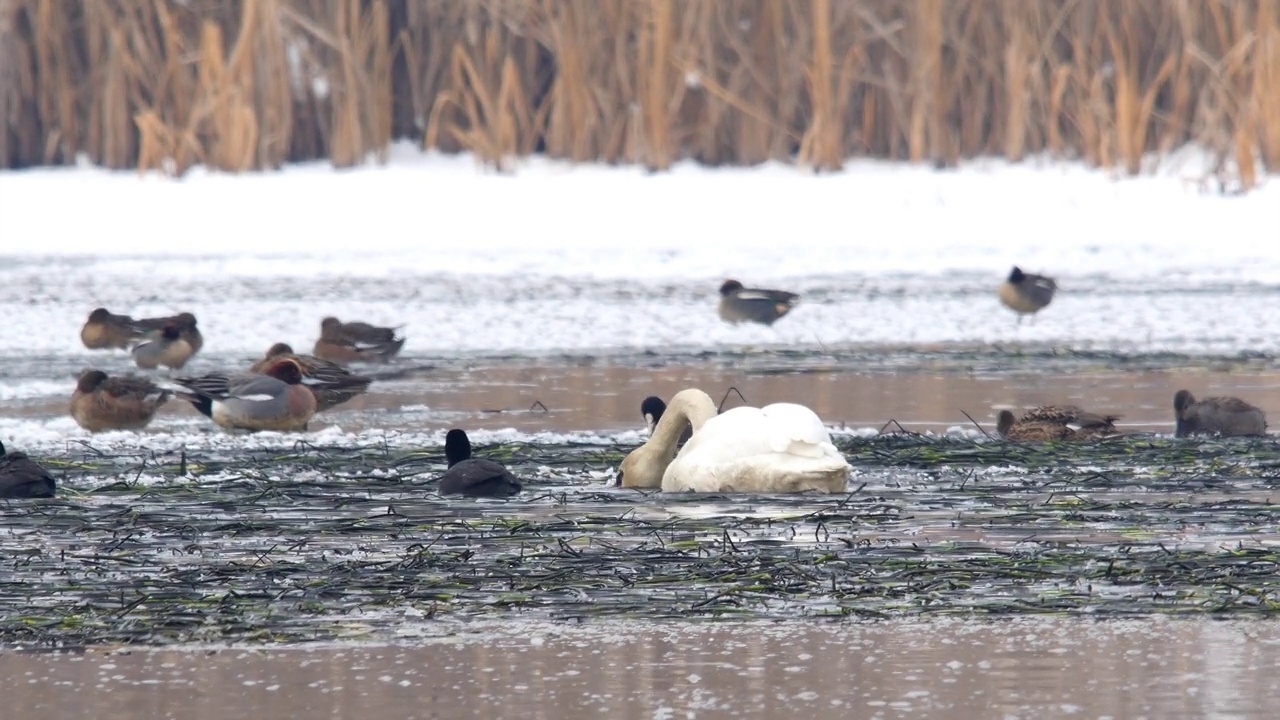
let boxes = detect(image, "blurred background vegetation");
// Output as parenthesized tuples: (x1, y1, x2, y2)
(1, 0, 1275, 187)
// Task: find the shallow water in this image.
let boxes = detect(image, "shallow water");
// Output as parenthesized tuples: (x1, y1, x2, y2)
(4, 351, 1279, 442)
(5, 619, 1279, 719)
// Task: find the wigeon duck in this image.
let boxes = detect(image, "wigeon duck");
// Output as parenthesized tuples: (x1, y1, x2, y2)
(641, 395, 692, 446)
(717, 279, 799, 326)
(998, 266, 1057, 324)
(131, 324, 196, 370)
(312, 316, 405, 364)
(70, 369, 171, 432)
(437, 429, 523, 497)
(80, 308, 144, 350)
(0, 440, 57, 499)
(173, 360, 317, 432)
(1173, 390, 1267, 438)
(136, 312, 203, 354)
(996, 408, 1120, 442)
(250, 343, 373, 412)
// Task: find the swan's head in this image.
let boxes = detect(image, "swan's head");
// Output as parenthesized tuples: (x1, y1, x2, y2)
(616, 443, 667, 489)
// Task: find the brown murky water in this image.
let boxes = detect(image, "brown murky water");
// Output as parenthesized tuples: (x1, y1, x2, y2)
(286, 362, 1280, 435)
(5, 619, 1279, 719)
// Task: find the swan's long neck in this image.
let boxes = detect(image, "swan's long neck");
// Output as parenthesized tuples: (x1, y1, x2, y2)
(650, 389, 717, 452)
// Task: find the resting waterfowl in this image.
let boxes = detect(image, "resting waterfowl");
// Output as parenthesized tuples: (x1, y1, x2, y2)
(136, 312, 203, 354)
(0, 440, 56, 499)
(619, 388, 850, 493)
(717, 279, 799, 326)
(132, 324, 196, 370)
(173, 360, 317, 432)
(250, 343, 372, 412)
(437, 429, 523, 497)
(996, 408, 1119, 442)
(80, 308, 143, 350)
(1173, 390, 1267, 438)
(70, 370, 171, 432)
(998, 266, 1057, 324)
(312, 316, 405, 364)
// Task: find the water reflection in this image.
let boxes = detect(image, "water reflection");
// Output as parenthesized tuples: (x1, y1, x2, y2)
(5, 618, 1278, 719)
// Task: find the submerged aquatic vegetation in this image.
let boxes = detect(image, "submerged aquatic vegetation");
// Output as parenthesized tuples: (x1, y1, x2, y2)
(1, 435, 1278, 647)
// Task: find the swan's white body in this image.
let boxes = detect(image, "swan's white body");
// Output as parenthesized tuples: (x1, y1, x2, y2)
(618, 388, 850, 494)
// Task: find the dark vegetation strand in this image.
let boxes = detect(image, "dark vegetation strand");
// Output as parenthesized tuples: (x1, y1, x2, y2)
(1, 1, 1276, 186)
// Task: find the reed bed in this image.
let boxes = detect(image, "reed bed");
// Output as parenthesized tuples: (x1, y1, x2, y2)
(1, 1, 1276, 187)
(3, 435, 1278, 647)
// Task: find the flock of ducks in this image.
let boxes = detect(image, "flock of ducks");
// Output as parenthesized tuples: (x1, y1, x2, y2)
(0, 273, 1271, 500)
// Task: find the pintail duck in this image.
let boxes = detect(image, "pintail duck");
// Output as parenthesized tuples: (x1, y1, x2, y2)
(0, 440, 56, 499)
(998, 266, 1057, 324)
(312, 316, 405, 364)
(996, 405, 1121, 442)
(136, 312, 203, 354)
(80, 308, 144, 350)
(70, 370, 171, 432)
(1173, 390, 1267, 438)
(717, 280, 799, 326)
(250, 343, 373, 412)
(641, 395, 693, 446)
(132, 324, 196, 370)
(437, 429, 523, 497)
(173, 360, 317, 432)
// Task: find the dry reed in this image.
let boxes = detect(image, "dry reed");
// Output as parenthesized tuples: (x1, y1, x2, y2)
(0, 0, 1275, 188)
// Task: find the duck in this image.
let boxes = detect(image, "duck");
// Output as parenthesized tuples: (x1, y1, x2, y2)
(312, 316, 405, 364)
(173, 360, 317, 432)
(250, 343, 373, 412)
(0, 440, 57, 499)
(998, 266, 1057, 324)
(80, 308, 143, 350)
(1173, 390, 1267, 437)
(996, 406, 1120, 442)
(131, 324, 196, 370)
(717, 279, 799, 326)
(437, 429, 523, 497)
(70, 369, 171, 432)
(136, 312, 203, 354)
(618, 388, 850, 493)
(641, 395, 692, 446)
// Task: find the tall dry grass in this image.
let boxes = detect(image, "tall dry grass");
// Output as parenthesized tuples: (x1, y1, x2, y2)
(1, 0, 1276, 188)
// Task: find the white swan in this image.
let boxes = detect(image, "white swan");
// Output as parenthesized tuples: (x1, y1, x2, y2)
(618, 388, 851, 493)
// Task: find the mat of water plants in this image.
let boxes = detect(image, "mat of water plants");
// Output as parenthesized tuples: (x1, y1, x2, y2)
(3, 434, 1279, 647)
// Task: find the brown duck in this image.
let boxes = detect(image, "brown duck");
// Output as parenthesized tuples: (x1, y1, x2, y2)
(70, 370, 171, 432)
(80, 308, 144, 350)
(312, 316, 405, 364)
(997, 405, 1120, 442)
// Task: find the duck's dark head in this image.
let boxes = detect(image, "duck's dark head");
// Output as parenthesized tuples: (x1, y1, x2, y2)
(445, 429, 472, 467)
(77, 369, 109, 393)
(175, 312, 198, 328)
(320, 317, 343, 336)
(640, 396, 667, 432)
(161, 324, 183, 341)
(719, 279, 744, 296)
(266, 342, 294, 358)
(264, 359, 304, 385)
(1007, 267, 1025, 283)
(1173, 390, 1196, 414)
(996, 410, 1017, 437)
(87, 308, 112, 322)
